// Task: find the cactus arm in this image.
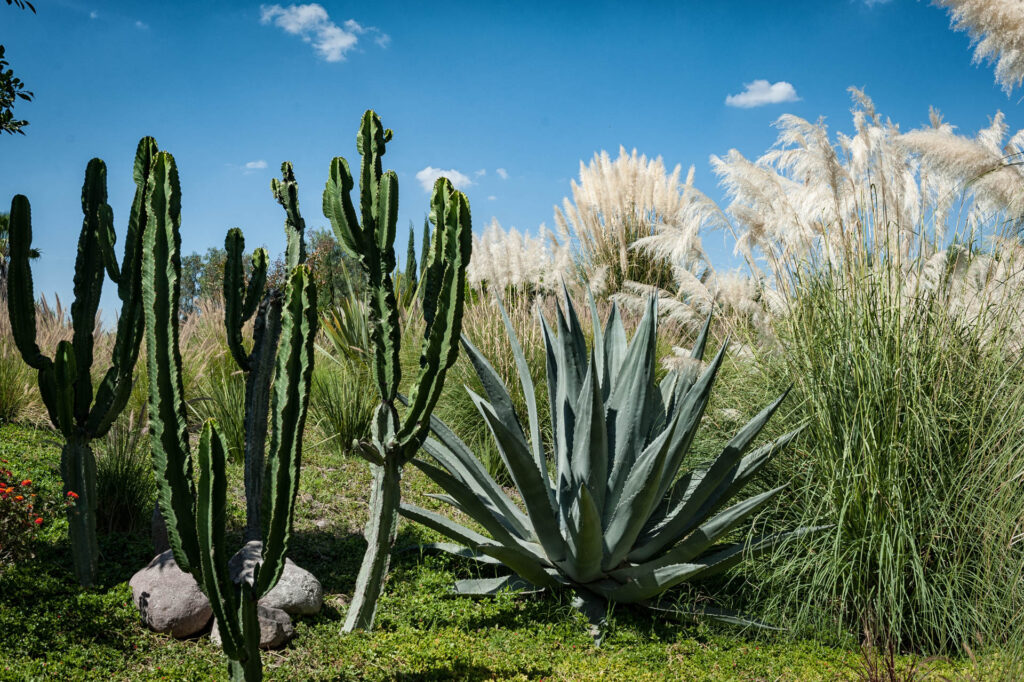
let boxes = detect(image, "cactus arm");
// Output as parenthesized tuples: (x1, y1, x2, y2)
(5, 194, 51, 370)
(271, 162, 307, 270)
(142, 151, 200, 573)
(369, 170, 401, 402)
(323, 157, 364, 258)
(243, 249, 268, 322)
(256, 266, 316, 597)
(195, 420, 244, 654)
(398, 185, 472, 449)
(87, 141, 156, 437)
(70, 159, 112, 424)
(224, 228, 253, 371)
(97, 203, 120, 285)
(53, 341, 77, 439)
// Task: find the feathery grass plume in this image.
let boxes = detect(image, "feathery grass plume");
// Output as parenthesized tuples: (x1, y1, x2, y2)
(554, 146, 709, 293)
(936, 0, 1024, 94)
(467, 218, 572, 293)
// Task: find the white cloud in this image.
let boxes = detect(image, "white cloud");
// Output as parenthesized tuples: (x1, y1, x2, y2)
(89, 10, 98, 19)
(134, 19, 149, 29)
(474, 169, 487, 177)
(260, 4, 387, 62)
(488, 195, 497, 201)
(725, 79, 800, 108)
(863, 0, 892, 6)
(415, 166, 473, 192)
(245, 160, 268, 170)
(496, 168, 509, 180)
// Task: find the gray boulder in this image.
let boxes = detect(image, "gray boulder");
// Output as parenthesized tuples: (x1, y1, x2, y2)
(228, 541, 323, 616)
(210, 604, 295, 649)
(129, 550, 212, 638)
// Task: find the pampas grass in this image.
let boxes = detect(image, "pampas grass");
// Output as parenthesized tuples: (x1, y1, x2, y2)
(937, 0, 1024, 94)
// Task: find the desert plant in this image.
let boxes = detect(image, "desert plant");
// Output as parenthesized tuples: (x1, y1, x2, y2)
(400, 288, 824, 644)
(309, 357, 375, 456)
(188, 348, 247, 463)
(321, 109, 472, 632)
(222, 162, 308, 542)
(142, 149, 316, 681)
(5, 137, 156, 585)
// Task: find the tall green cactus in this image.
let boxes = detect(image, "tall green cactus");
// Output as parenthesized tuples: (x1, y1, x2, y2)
(322, 110, 473, 631)
(142, 150, 317, 681)
(223, 162, 307, 541)
(6, 138, 156, 586)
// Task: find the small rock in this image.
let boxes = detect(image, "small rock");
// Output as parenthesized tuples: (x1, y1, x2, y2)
(229, 541, 323, 616)
(130, 550, 212, 638)
(210, 604, 295, 649)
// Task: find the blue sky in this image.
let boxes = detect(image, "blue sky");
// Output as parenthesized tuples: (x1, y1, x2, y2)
(1, 0, 1020, 315)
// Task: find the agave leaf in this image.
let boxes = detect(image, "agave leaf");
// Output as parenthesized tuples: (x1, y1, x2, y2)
(399, 503, 493, 548)
(475, 543, 561, 589)
(603, 296, 658, 517)
(585, 286, 604, 387)
(596, 562, 707, 603)
(412, 542, 503, 565)
(635, 484, 787, 570)
(602, 303, 627, 393)
(454, 575, 543, 596)
(570, 354, 608, 513)
(496, 296, 545, 471)
(602, 408, 681, 570)
(564, 484, 603, 584)
(469, 390, 566, 562)
(413, 459, 527, 546)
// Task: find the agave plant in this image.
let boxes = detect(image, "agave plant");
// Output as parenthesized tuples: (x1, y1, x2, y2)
(400, 286, 824, 643)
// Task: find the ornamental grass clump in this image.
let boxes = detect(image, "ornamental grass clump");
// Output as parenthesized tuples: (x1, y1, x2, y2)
(400, 285, 825, 643)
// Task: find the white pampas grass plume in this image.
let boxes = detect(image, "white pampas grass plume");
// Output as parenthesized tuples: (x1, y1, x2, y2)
(936, 0, 1024, 94)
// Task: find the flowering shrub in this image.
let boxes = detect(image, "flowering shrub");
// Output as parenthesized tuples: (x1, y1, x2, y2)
(0, 459, 45, 562)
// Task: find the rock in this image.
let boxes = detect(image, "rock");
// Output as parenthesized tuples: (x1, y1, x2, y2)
(130, 550, 212, 638)
(228, 541, 323, 616)
(151, 504, 169, 554)
(210, 605, 295, 649)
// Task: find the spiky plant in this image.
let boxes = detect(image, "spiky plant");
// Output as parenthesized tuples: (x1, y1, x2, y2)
(400, 286, 824, 643)
(5, 137, 156, 585)
(321, 109, 472, 632)
(142, 150, 316, 681)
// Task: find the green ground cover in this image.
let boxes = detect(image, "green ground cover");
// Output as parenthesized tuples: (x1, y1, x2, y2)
(0, 423, 994, 681)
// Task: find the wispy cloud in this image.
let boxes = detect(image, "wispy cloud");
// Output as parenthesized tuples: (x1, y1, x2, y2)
(134, 19, 149, 29)
(245, 160, 268, 170)
(89, 10, 98, 19)
(725, 79, 800, 108)
(863, 0, 893, 6)
(496, 168, 509, 180)
(415, 166, 473, 192)
(260, 4, 389, 62)
(487, 195, 497, 201)
(474, 169, 487, 177)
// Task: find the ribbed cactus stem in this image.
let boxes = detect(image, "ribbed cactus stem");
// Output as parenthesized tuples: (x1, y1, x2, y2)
(323, 110, 472, 633)
(344, 456, 402, 631)
(5, 137, 154, 586)
(143, 148, 315, 682)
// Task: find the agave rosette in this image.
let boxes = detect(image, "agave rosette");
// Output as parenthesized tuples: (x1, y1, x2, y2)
(400, 285, 823, 640)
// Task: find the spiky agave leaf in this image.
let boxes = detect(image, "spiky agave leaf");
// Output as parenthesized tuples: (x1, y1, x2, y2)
(400, 289, 824, 643)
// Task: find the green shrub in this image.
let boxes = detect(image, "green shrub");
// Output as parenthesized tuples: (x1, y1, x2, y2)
(751, 255, 1024, 653)
(187, 347, 247, 463)
(310, 355, 376, 456)
(94, 409, 155, 535)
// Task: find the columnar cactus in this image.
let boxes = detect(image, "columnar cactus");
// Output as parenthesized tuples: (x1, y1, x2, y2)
(322, 110, 472, 631)
(142, 150, 316, 681)
(6, 138, 156, 586)
(223, 162, 307, 541)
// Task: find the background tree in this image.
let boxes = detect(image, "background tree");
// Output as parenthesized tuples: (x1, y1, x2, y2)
(2, 1, 35, 136)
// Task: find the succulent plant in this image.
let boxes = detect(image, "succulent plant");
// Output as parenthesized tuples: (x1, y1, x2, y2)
(400, 286, 824, 643)
(321, 110, 472, 632)
(6, 138, 156, 586)
(142, 150, 317, 681)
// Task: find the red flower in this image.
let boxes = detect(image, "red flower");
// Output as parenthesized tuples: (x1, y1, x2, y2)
(34, 518, 43, 525)
(20, 480, 31, 487)
(66, 491, 79, 500)
(14, 495, 23, 501)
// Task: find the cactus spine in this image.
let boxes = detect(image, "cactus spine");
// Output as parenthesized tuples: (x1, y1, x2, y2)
(6, 138, 155, 586)
(322, 110, 472, 632)
(223, 162, 307, 541)
(142, 151, 316, 681)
